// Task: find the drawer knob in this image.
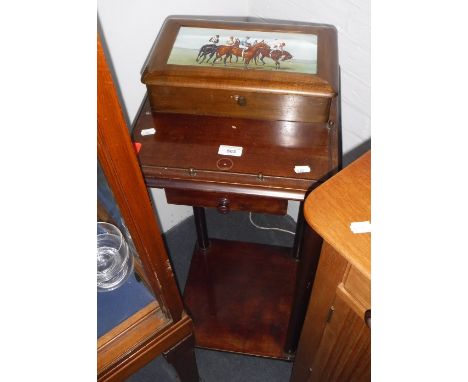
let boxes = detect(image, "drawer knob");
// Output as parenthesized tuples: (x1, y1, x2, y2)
(217, 197, 230, 214)
(233, 95, 246, 106)
(188, 168, 197, 176)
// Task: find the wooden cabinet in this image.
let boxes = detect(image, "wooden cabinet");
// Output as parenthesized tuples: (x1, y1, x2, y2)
(132, 16, 342, 359)
(97, 34, 199, 382)
(291, 152, 371, 382)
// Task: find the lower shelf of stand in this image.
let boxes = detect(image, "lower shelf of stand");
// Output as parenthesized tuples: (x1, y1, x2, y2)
(183, 238, 298, 359)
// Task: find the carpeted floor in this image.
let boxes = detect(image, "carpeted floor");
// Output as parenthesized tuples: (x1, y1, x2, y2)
(126, 208, 297, 382)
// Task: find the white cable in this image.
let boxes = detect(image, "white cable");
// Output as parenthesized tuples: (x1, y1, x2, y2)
(249, 212, 296, 235)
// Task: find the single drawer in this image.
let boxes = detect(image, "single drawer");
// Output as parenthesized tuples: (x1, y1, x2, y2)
(148, 86, 331, 123)
(165, 188, 288, 215)
(343, 265, 370, 310)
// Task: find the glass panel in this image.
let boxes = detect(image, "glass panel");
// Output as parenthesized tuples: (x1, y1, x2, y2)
(97, 160, 170, 339)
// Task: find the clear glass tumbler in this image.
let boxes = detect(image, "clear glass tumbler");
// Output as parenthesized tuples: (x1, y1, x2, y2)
(97, 221, 134, 292)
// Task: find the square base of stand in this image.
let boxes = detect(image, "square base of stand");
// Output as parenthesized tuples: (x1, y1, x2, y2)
(183, 239, 297, 359)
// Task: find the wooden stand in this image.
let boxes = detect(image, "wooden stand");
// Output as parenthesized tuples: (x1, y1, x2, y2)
(132, 95, 340, 359)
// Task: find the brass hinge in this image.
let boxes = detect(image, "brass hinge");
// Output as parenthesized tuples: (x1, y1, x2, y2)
(326, 306, 335, 323)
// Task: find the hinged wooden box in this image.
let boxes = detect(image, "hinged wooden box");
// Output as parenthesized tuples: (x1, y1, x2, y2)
(141, 16, 339, 123)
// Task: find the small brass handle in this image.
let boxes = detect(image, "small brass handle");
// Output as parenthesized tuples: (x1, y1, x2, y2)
(233, 95, 246, 106)
(188, 168, 197, 177)
(217, 197, 230, 214)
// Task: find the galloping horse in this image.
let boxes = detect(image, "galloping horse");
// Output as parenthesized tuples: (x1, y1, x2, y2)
(211, 42, 237, 66)
(196, 43, 218, 64)
(242, 41, 270, 68)
(254, 44, 272, 65)
(229, 40, 264, 63)
(228, 41, 245, 63)
(270, 50, 293, 69)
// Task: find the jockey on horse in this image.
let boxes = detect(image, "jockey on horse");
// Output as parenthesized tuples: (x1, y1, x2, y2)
(239, 36, 252, 58)
(196, 34, 220, 63)
(209, 34, 219, 44)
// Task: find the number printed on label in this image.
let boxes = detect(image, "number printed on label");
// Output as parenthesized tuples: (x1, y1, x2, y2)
(218, 145, 243, 157)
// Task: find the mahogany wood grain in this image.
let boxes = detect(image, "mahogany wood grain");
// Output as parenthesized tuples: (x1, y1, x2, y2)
(144, 171, 316, 201)
(148, 86, 331, 123)
(165, 188, 288, 215)
(304, 151, 371, 279)
(142, 17, 339, 123)
(133, 97, 333, 197)
(131, 16, 341, 362)
(183, 239, 297, 359)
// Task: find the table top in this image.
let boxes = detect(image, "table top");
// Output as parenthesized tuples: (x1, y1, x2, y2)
(132, 97, 336, 200)
(304, 151, 370, 278)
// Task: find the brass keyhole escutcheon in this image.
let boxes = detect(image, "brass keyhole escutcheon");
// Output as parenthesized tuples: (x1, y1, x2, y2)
(233, 95, 246, 106)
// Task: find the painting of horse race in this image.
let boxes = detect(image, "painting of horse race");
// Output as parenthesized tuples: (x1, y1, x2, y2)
(167, 27, 318, 74)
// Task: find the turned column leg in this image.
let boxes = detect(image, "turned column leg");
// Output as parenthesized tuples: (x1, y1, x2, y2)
(163, 334, 200, 382)
(193, 207, 210, 250)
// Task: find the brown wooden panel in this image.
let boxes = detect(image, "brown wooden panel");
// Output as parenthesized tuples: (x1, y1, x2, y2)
(98, 313, 195, 382)
(308, 292, 370, 382)
(183, 239, 297, 359)
(336, 283, 368, 321)
(97, 302, 168, 374)
(343, 266, 371, 310)
(290, 242, 348, 381)
(142, 16, 339, 99)
(165, 188, 287, 215)
(133, 97, 333, 190)
(304, 151, 370, 278)
(148, 86, 330, 123)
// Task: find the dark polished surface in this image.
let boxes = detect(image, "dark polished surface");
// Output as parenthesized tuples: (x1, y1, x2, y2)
(133, 98, 332, 199)
(127, 209, 296, 381)
(184, 239, 297, 359)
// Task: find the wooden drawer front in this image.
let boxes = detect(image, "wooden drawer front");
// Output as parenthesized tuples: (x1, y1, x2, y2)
(148, 86, 331, 123)
(343, 266, 370, 310)
(165, 188, 287, 215)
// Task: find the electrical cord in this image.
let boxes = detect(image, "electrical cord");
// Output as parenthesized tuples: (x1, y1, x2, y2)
(248, 212, 296, 235)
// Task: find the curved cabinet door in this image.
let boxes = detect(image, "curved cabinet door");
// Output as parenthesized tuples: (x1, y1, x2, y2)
(307, 290, 370, 382)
